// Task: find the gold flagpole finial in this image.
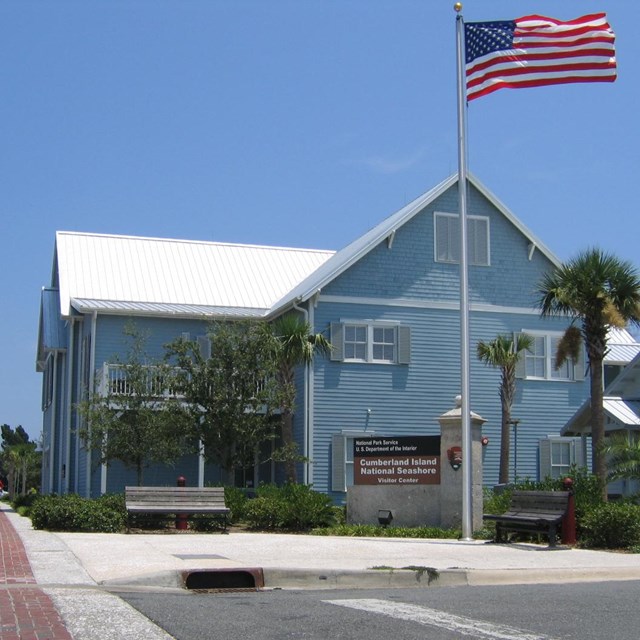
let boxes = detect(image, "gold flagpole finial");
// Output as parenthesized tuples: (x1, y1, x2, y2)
(454, 2, 462, 12)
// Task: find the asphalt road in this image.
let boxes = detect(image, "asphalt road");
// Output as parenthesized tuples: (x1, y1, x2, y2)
(119, 580, 640, 640)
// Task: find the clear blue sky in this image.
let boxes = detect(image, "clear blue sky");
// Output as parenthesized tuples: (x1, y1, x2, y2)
(1, 1, 637, 441)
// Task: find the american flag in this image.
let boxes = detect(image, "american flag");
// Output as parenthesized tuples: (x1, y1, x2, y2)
(465, 13, 617, 101)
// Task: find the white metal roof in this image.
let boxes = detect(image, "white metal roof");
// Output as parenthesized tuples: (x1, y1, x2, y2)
(606, 327, 640, 364)
(603, 397, 640, 427)
(70, 298, 268, 318)
(54, 232, 335, 318)
(562, 339, 640, 436)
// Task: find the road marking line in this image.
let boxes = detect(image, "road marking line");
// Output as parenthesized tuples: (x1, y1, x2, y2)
(323, 599, 557, 640)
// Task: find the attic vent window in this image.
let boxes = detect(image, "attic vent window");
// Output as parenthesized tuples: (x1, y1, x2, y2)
(434, 212, 490, 266)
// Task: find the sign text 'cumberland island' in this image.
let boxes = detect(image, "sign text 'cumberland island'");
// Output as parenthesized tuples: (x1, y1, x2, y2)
(353, 436, 441, 486)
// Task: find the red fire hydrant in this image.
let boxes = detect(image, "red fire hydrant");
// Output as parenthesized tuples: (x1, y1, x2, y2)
(561, 477, 577, 545)
(176, 475, 188, 530)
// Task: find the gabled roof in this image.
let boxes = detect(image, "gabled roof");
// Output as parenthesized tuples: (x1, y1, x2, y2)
(54, 231, 334, 318)
(267, 172, 561, 317)
(50, 173, 560, 323)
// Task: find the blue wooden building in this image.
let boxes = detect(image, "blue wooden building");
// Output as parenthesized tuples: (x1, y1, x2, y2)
(37, 174, 591, 498)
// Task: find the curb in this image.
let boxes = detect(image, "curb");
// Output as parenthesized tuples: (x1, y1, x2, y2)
(100, 565, 640, 592)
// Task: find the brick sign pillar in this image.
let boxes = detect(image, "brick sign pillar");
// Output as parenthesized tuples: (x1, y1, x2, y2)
(438, 395, 485, 531)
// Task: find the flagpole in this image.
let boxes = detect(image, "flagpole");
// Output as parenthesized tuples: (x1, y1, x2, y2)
(455, 2, 473, 541)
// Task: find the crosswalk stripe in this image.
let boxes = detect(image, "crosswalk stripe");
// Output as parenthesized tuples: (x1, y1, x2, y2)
(323, 599, 558, 640)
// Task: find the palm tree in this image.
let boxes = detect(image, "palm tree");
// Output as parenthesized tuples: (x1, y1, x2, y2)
(602, 432, 640, 483)
(537, 248, 640, 496)
(272, 314, 331, 483)
(477, 333, 533, 484)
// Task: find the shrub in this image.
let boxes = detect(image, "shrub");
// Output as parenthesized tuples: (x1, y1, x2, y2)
(11, 490, 40, 513)
(483, 486, 512, 515)
(30, 494, 126, 533)
(312, 524, 460, 538)
(190, 513, 228, 532)
(244, 483, 335, 531)
(580, 502, 640, 549)
(223, 485, 250, 523)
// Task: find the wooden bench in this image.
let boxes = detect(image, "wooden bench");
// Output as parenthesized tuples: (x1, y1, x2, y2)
(483, 490, 570, 548)
(125, 486, 230, 532)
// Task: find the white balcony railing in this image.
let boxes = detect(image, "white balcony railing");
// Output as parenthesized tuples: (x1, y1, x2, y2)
(96, 363, 270, 402)
(96, 364, 184, 399)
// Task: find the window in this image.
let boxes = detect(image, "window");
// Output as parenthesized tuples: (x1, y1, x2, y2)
(331, 322, 411, 364)
(42, 356, 54, 410)
(434, 212, 490, 266)
(344, 325, 367, 361)
(332, 432, 374, 492)
(539, 437, 586, 479)
(518, 332, 582, 381)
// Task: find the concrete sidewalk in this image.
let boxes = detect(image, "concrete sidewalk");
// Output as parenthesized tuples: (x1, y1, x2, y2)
(8, 503, 640, 591)
(4, 502, 640, 638)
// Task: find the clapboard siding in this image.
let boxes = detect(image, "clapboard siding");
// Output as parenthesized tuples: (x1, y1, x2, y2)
(94, 315, 211, 365)
(309, 183, 590, 496)
(312, 300, 589, 494)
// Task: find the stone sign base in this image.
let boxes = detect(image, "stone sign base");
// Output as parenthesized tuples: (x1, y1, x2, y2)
(346, 485, 441, 527)
(345, 396, 486, 530)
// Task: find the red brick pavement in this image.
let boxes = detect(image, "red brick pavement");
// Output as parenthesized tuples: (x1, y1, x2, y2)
(0, 508, 73, 639)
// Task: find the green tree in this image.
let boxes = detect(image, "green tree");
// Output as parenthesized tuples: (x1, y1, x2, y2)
(1, 424, 30, 447)
(77, 324, 191, 486)
(537, 248, 640, 496)
(0, 425, 40, 497)
(271, 314, 331, 483)
(476, 333, 533, 485)
(166, 321, 280, 481)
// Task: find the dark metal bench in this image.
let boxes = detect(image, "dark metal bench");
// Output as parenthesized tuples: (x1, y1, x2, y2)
(483, 490, 570, 548)
(125, 486, 230, 532)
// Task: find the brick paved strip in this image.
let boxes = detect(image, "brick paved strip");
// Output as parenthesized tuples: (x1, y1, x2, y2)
(0, 507, 36, 585)
(1, 508, 74, 639)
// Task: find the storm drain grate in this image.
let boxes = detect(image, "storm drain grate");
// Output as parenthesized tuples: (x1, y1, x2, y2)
(183, 568, 264, 591)
(190, 587, 262, 594)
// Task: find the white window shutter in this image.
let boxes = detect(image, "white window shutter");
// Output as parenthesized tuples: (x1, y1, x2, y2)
(197, 335, 211, 360)
(573, 437, 586, 468)
(331, 434, 346, 492)
(539, 438, 551, 480)
(469, 218, 489, 266)
(330, 323, 344, 361)
(514, 332, 526, 379)
(397, 326, 411, 364)
(435, 214, 458, 262)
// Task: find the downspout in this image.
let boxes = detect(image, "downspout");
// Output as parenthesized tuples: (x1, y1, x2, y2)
(86, 311, 97, 498)
(74, 318, 84, 493)
(292, 300, 311, 485)
(49, 352, 58, 494)
(65, 318, 75, 494)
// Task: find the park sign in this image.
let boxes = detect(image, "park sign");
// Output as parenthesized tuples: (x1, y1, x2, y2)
(353, 436, 441, 486)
